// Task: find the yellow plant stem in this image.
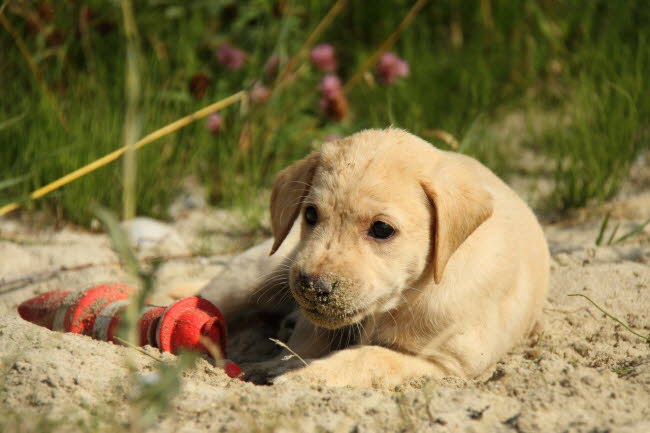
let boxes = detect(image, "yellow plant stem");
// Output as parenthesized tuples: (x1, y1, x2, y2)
(0, 91, 246, 216)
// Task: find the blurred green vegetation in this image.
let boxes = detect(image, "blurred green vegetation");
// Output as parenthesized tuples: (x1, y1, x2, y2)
(1, 0, 648, 225)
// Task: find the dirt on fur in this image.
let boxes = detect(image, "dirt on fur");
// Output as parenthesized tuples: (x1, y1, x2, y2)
(1, 170, 649, 433)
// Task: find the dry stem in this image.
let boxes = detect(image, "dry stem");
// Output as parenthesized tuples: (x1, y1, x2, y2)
(269, 338, 308, 366)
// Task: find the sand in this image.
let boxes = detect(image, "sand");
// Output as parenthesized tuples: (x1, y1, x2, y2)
(1, 169, 649, 432)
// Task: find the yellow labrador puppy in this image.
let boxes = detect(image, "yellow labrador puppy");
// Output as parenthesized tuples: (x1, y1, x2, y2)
(204, 128, 549, 387)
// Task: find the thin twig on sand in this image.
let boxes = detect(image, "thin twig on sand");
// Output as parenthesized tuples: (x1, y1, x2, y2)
(0, 253, 202, 294)
(269, 338, 308, 366)
(0, 262, 119, 294)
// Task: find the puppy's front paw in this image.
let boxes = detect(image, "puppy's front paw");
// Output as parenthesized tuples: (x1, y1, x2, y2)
(271, 345, 444, 388)
(272, 359, 342, 386)
(272, 352, 372, 387)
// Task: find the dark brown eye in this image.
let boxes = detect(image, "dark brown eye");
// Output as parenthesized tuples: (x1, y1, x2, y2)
(305, 206, 318, 226)
(369, 221, 395, 239)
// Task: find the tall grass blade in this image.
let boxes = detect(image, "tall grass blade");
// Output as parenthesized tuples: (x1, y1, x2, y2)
(0, 175, 30, 191)
(120, 0, 142, 221)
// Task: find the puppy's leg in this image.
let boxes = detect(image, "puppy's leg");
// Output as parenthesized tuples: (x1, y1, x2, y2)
(242, 314, 336, 384)
(284, 314, 337, 359)
(273, 345, 449, 388)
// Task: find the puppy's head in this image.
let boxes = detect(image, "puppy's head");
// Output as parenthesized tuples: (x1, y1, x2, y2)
(270, 129, 493, 329)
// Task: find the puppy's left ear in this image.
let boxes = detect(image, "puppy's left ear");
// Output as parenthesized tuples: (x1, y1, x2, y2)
(420, 159, 493, 284)
(269, 151, 320, 255)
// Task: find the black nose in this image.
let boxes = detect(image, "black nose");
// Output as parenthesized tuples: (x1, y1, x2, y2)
(298, 273, 336, 298)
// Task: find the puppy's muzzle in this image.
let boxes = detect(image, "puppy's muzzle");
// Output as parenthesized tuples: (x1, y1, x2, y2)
(292, 272, 366, 329)
(297, 273, 337, 304)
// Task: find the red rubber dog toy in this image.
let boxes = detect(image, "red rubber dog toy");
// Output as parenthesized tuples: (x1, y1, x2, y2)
(17, 284, 242, 379)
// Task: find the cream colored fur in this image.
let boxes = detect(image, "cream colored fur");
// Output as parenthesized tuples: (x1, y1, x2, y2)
(202, 128, 549, 387)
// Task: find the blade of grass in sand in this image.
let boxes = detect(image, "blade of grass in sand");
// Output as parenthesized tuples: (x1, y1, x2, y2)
(595, 212, 610, 246)
(613, 216, 650, 245)
(606, 223, 620, 245)
(568, 293, 650, 343)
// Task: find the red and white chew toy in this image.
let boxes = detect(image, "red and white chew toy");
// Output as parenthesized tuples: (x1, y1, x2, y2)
(17, 284, 243, 379)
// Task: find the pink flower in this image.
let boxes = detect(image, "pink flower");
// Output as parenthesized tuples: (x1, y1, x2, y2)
(216, 44, 246, 70)
(320, 75, 342, 99)
(251, 81, 271, 103)
(375, 52, 410, 84)
(206, 113, 222, 134)
(310, 43, 337, 72)
(319, 75, 347, 121)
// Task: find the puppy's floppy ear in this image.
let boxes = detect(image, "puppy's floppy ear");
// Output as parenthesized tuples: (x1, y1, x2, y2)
(420, 159, 493, 284)
(269, 151, 320, 255)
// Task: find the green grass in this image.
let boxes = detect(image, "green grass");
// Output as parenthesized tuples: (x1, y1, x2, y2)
(531, 31, 649, 211)
(1, 0, 648, 225)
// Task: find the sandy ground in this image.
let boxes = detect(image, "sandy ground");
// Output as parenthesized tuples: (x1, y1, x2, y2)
(1, 165, 649, 433)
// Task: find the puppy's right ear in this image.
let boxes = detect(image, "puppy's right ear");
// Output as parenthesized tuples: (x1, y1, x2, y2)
(269, 152, 320, 255)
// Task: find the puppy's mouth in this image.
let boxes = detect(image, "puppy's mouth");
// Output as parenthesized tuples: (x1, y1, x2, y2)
(292, 294, 368, 329)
